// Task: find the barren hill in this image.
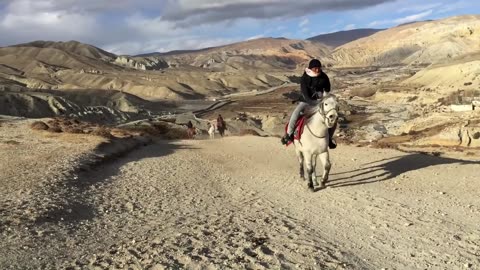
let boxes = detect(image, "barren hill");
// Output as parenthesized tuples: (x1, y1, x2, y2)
(137, 38, 331, 71)
(307, 28, 383, 48)
(330, 15, 480, 67)
(0, 38, 330, 101)
(14, 40, 117, 61)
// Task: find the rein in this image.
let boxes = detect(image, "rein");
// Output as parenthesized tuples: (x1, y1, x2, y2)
(304, 97, 337, 139)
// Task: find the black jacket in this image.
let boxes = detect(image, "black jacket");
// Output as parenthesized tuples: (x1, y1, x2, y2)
(300, 71, 331, 103)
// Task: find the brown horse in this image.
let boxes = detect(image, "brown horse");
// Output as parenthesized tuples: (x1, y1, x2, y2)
(217, 115, 226, 137)
(187, 127, 196, 139)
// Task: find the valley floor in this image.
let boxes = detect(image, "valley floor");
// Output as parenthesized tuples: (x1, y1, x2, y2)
(1, 127, 479, 269)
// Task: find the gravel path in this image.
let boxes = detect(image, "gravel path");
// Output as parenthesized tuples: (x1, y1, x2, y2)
(1, 133, 479, 269)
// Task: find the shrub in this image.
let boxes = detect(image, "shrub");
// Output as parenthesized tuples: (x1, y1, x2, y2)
(30, 121, 49, 131)
(239, 129, 261, 136)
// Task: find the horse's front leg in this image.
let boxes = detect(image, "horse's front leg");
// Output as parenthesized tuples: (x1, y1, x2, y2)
(311, 154, 319, 186)
(297, 151, 305, 180)
(296, 150, 304, 180)
(318, 152, 331, 188)
(304, 154, 314, 191)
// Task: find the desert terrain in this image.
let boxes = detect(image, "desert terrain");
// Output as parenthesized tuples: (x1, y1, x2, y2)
(1, 14, 480, 269)
(1, 120, 479, 269)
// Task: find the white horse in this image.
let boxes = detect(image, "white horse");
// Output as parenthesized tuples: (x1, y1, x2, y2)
(293, 94, 339, 191)
(208, 123, 215, 139)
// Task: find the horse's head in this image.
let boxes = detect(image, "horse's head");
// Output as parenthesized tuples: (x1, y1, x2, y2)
(319, 94, 339, 128)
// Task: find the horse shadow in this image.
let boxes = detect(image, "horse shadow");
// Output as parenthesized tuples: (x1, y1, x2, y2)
(317, 152, 479, 190)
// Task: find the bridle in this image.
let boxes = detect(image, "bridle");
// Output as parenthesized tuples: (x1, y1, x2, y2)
(305, 96, 338, 139)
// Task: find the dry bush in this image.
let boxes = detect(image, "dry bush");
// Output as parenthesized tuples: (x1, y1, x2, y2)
(372, 141, 399, 149)
(90, 127, 113, 138)
(164, 129, 189, 140)
(238, 129, 261, 136)
(118, 121, 186, 139)
(349, 88, 377, 98)
(62, 126, 84, 134)
(120, 126, 161, 137)
(110, 128, 134, 138)
(48, 126, 62, 133)
(2, 140, 20, 145)
(30, 121, 49, 131)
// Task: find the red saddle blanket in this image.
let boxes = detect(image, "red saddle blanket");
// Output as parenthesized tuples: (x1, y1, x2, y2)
(284, 116, 306, 146)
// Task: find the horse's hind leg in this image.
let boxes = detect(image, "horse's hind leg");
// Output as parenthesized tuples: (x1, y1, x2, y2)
(318, 152, 331, 188)
(296, 150, 304, 179)
(304, 154, 314, 191)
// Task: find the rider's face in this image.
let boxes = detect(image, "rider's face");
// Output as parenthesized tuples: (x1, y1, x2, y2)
(311, 67, 321, 74)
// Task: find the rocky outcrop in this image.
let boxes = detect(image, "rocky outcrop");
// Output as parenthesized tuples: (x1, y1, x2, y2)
(420, 125, 480, 147)
(114, 56, 147, 70)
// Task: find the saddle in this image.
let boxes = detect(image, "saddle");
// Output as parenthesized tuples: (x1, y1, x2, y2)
(284, 116, 307, 146)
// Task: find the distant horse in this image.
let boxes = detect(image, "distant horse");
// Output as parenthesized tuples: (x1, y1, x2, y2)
(208, 123, 215, 139)
(217, 115, 226, 137)
(187, 127, 196, 139)
(293, 94, 339, 191)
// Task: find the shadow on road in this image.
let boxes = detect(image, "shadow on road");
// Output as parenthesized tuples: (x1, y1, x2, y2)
(35, 139, 197, 226)
(325, 153, 479, 189)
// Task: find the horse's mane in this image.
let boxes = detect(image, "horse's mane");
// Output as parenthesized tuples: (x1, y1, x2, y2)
(303, 94, 337, 117)
(303, 106, 317, 118)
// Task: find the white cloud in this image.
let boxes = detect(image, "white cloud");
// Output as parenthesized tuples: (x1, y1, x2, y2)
(397, 3, 441, 13)
(393, 10, 432, 24)
(368, 10, 433, 27)
(344, 24, 356, 30)
(247, 34, 265, 40)
(437, 1, 470, 14)
(125, 14, 184, 37)
(0, 0, 97, 44)
(368, 20, 387, 27)
(105, 36, 241, 55)
(299, 18, 309, 27)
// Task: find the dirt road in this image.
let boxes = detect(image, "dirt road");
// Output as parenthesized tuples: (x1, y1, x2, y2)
(1, 136, 479, 269)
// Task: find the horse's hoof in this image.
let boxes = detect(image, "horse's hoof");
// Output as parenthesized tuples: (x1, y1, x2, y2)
(307, 183, 314, 190)
(308, 186, 315, 192)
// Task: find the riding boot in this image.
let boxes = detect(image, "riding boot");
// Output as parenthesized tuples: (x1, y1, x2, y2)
(328, 123, 337, 149)
(281, 133, 294, 145)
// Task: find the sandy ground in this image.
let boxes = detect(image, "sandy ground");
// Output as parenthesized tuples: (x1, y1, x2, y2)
(1, 128, 480, 269)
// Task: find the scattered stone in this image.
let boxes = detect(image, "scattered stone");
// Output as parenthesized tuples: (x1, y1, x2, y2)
(125, 202, 134, 212)
(404, 222, 413, 227)
(150, 264, 166, 270)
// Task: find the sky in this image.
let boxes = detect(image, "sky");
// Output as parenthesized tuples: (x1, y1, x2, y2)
(0, 0, 478, 55)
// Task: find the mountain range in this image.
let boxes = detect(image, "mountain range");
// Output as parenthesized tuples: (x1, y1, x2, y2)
(1, 15, 479, 101)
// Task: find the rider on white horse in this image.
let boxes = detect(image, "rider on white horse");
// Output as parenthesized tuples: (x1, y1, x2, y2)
(281, 59, 337, 149)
